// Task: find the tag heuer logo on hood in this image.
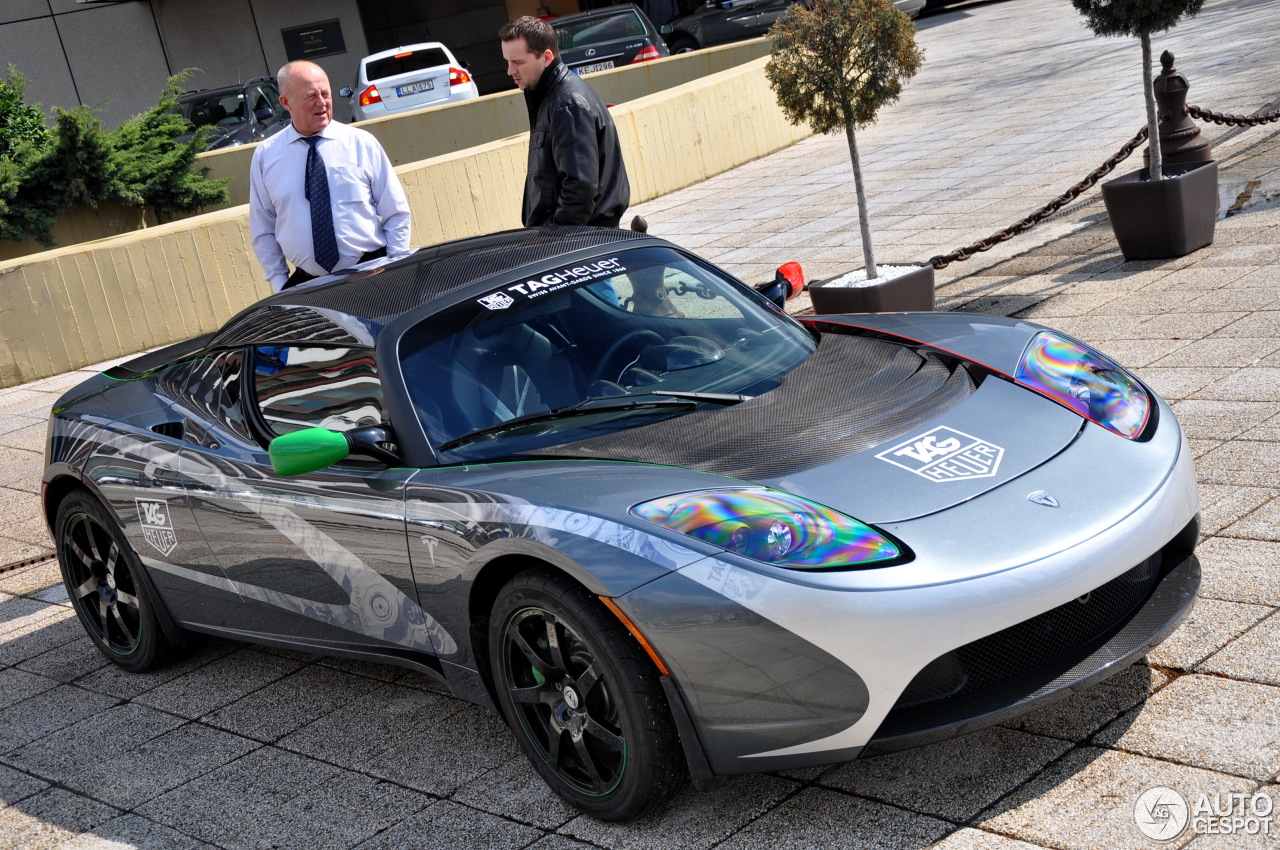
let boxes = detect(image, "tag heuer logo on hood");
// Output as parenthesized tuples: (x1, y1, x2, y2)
(478, 292, 515, 310)
(876, 426, 1004, 482)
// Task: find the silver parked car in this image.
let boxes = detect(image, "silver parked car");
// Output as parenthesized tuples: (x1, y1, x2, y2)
(342, 41, 479, 122)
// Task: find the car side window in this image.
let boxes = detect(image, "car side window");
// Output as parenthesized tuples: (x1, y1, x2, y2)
(253, 345, 385, 437)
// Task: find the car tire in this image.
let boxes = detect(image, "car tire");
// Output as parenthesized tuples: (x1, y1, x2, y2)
(55, 491, 179, 673)
(668, 37, 697, 54)
(490, 569, 686, 821)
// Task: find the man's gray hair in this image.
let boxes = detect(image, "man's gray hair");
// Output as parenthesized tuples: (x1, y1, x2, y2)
(277, 60, 325, 94)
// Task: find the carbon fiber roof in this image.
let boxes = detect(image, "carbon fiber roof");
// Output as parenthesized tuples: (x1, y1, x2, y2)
(524, 333, 978, 479)
(272, 226, 653, 331)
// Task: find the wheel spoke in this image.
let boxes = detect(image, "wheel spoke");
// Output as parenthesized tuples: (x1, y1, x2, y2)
(571, 735, 605, 788)
(67, 531, 93, 571)
(508, 684, 549, 705)
(97, 596, 110, 631)
(508, 629, 552, 681)
(74, 576, 99, 600)
(104, 542, 120, 578)
(85, 523, 104, 563)
(583, 716, 625, 752)
(546, 727, 564, 771)
(543, 614, 566, 672)
(111, 604, 137, 645)
(115, 590, 140, 610)
(575, 662, 601, 699)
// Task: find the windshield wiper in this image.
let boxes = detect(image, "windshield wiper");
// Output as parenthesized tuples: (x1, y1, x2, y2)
(647, 390, 753, 405)
(438, 394, 699, 451)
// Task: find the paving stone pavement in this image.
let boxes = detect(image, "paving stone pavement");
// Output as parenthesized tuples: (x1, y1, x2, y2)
(2, 0, 1279, 846)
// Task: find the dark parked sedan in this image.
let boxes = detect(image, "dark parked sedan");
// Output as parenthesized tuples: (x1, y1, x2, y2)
(663, 0, 924, 54)
(173, 77, 288, 151)
(551, 4, 671, 76)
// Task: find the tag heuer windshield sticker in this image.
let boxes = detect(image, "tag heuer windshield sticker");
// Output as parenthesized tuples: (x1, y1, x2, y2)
(136, 498, 178, 555)
(478, 256, 627, 309)
(876, 426, 1004, 482)
(478, 292, 515, 310)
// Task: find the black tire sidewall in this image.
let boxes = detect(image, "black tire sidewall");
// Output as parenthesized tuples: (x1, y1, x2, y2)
(55, 491, 166, 672)
(489, 570, 683, 820)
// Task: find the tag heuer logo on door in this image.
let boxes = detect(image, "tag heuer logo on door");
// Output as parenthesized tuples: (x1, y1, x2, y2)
(876, 426, 1004, 482)
(136, 498, 178, 555)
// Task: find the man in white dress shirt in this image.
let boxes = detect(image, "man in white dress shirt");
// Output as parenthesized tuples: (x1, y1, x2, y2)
(249, 60, 411, 292)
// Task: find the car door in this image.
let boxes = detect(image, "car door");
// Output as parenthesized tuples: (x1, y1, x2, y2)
(753, 0, 796, 33)
(704, 0, 761, 45)
(245, 81, 286, 141)
(177, 343, 453, 661)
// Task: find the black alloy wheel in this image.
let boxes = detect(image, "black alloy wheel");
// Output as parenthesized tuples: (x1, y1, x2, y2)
(55, 491, 176, 672)
(490, 569, 685, 820)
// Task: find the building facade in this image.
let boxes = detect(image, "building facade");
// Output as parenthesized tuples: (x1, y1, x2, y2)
(1, 0, 670, 127)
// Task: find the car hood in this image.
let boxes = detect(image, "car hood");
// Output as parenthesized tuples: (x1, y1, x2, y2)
(523, 326, 1084, 523)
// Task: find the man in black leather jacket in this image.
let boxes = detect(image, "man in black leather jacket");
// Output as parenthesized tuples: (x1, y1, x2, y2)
(499, 16, 630, 228)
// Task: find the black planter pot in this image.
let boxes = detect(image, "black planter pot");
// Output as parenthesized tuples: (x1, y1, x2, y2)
(1100, 160, 1218, 261)
(808, 264, 936, 314)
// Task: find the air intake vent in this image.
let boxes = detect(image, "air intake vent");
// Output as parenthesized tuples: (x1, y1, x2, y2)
(151, 421, 185, 440)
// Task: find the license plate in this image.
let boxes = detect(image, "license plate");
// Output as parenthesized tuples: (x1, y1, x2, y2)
(574, 61, 615, 76)
(396, 79, 435, 97)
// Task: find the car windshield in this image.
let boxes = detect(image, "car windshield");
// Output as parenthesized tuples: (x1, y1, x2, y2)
(399, 245, 816, 459)
(554, 12, 646, 50)
(174, 91, 246, 129)
(366, 47, 450, 81)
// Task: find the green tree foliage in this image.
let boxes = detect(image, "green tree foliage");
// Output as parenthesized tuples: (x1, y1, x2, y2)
(766, 0, 922, 277)
(0, 106, 120, 246)
(1071, 0, 1205, 180)
(1070, 0, 1204, 39)
(111, 75, 228, 223)
(0, 71, 229, 247)
(0, 66, 48, 159)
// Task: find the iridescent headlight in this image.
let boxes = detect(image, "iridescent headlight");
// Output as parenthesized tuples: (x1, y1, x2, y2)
(1015, 331, 1151, 439)
(630, 488, 901, 570)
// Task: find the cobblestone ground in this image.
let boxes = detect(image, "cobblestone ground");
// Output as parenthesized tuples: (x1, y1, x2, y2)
(1, 0, 1279, 846)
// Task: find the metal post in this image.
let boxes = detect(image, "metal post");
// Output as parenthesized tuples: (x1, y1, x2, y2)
(1145, 50, 1213, 171)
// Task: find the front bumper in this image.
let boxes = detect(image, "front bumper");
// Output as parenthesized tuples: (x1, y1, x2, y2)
(621, 415, 1200, 775)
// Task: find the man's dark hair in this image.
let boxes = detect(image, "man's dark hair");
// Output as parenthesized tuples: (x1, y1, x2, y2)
(499, 16, 559, 57)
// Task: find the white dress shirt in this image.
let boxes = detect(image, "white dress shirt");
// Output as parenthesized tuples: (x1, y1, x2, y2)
(249, 120, 411, 291)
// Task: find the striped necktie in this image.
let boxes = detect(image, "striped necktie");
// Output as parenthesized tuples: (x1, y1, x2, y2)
(303, 136, 339, 273)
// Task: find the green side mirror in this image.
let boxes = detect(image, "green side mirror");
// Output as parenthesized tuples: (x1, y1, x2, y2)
(269, 427, 350, 476)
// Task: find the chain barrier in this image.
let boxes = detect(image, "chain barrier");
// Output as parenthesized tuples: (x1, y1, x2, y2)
(1187, 104, 1280, 127)
(928, 126, 1148, 270)
(927, 101, 1280, 271)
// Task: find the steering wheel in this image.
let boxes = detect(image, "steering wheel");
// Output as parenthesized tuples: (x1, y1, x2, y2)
(592, 330, 665, 384)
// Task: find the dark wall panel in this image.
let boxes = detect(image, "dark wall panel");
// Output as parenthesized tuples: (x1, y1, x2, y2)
(56, 3, 172, 128)
(0, 17, 79, 119)
(249, 0, 367, 123)
(153, 0, 270, 92)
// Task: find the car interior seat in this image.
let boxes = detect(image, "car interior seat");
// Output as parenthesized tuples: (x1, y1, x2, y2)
(449, 320, 581, 432)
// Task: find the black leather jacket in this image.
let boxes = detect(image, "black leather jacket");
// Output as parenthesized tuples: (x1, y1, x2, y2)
(522, 59, 630, 228)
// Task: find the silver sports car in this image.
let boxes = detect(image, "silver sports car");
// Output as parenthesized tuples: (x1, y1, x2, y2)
(43, 226, 1199, 821)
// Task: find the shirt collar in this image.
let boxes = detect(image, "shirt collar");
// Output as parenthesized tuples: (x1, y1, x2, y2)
(285, 120, 341, 145)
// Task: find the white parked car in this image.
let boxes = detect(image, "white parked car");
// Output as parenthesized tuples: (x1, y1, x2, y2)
(341, 42, 479, 122)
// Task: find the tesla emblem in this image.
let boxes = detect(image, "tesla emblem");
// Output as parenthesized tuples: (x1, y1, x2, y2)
(586, 48, 596, 56)
(1028, 490, 1060, 508)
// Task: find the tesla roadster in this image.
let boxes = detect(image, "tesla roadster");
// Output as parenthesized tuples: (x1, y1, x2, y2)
(43, 226, 1199, 820)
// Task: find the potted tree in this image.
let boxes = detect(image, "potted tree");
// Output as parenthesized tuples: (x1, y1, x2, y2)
(1073, 0, 1216, 261)
(766, 0, 928, 313)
